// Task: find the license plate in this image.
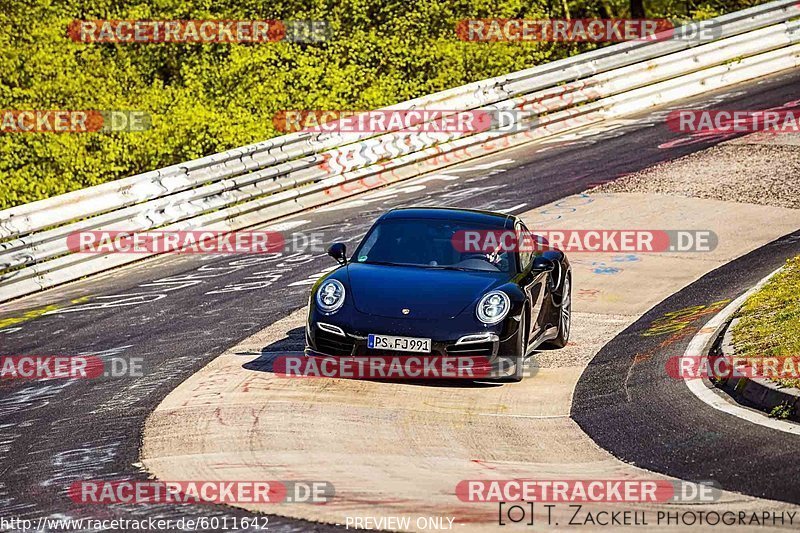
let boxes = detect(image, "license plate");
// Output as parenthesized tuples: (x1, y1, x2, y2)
(368, 334, 431, 353)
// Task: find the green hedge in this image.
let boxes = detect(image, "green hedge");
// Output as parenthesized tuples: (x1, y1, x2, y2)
(0, 0, 758, 209)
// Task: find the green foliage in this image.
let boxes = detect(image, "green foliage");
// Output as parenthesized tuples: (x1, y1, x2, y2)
(0, 0, 755, 208)
(770, 402, 795, 420)
(733, 256, 800, 389)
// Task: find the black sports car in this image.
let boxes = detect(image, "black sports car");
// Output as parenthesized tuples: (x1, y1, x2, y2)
(304, 207, 572, 381)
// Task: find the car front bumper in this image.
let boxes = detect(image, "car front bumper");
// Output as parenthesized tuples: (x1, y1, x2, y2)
(305, 308, 522, 379)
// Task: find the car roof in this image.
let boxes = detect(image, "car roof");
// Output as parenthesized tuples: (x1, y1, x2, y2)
(379, 207, 515, 229)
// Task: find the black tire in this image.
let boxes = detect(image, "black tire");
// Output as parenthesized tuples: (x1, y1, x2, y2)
(544, 273, 571, 349)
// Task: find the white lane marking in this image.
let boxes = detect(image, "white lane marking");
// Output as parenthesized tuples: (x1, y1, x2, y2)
(501, 203, 528, 214)
(262, 219, 310, 232)
(683, 266, 800, 436)
(288, 266, 338, 287)
(316, 175, 466, 213)
(288, 278, 320, 287)
(412, 174, 460, 184)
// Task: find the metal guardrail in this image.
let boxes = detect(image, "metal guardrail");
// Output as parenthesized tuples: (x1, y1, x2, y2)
(1, 0, 799, 303)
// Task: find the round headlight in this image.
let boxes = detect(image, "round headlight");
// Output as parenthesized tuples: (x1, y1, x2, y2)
(316, 279, 346, 313)
(476, 290, 510, 324)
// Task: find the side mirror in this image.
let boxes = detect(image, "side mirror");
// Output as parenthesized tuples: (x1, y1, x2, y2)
(327, 243, 347, 265)
(531, 256, 555, 273)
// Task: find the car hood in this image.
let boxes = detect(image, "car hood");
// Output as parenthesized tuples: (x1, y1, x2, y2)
(345, 263, 508, 319)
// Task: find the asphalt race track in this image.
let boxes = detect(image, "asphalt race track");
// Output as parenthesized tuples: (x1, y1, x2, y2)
(1, 68, 800, 530)
(572, 229, 800, 504)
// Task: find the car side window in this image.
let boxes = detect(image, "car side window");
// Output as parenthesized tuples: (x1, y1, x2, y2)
(355, 225, 382, 262)
(517, 223, 533, 269)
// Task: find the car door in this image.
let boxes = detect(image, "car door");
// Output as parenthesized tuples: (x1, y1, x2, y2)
(516, 222, 548, 343)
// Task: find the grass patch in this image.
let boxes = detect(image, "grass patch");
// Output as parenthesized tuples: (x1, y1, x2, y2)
(732, 255, 800, 389)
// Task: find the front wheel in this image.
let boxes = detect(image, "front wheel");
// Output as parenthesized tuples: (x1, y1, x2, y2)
(545, 274, 571, 349)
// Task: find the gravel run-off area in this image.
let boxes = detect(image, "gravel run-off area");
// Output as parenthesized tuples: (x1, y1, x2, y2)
(589, 132, 800, 209)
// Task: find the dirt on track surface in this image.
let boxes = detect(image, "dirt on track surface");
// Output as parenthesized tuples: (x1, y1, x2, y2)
(4, 69, 800, 532)
(142, 186, 800, 531)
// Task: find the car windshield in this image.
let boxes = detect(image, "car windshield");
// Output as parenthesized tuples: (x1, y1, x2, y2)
(352, 217, 512, 272)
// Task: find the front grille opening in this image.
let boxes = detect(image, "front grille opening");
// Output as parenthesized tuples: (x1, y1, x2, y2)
(315, 329, 355, 356)
(446, 342, 494, 357)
